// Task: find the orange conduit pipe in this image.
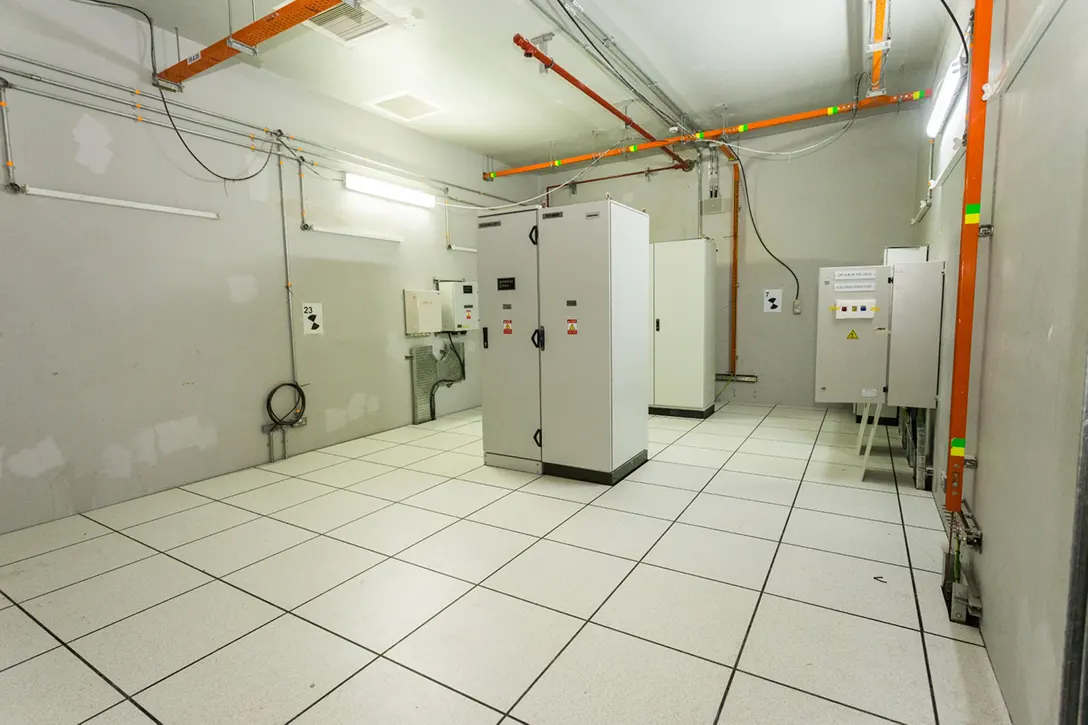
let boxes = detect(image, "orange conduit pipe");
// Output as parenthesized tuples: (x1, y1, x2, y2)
(157, 0, 342, 86)
(512, 34, 691, 171)
(730, 163, 740, 374)
(945, 0, 994, 515)
(870, 0, 888, 94)
(544, 162, 685, 206)
(484, 88, 930, 180)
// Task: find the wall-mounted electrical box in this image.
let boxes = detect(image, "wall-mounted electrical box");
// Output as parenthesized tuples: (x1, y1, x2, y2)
(404, 289, 442, 335)
(438, 281, 479, 332)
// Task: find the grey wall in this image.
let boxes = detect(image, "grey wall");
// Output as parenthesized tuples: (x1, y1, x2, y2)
(0, 0, 537, 534)
(549, 109, 921, 406)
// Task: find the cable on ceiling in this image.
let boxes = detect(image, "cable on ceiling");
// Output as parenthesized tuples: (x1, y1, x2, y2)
(937, 0, 970, 63)
(77, 0, 276, 182)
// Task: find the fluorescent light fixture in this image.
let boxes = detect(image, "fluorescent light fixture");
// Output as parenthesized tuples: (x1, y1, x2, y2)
(344, 173, 435, 208)
(23, 187, 219, 219)
(926, 55, 968, 138)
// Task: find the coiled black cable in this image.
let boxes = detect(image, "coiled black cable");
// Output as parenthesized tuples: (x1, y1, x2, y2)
(266, 382, 306, 429)
(429, 333, 465, 421)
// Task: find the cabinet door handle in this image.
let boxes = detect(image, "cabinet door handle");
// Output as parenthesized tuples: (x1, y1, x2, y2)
(482, 327, 489, 349)
(655, 319, 661, 332)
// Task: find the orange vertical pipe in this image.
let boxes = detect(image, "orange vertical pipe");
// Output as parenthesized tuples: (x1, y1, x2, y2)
(945, 0, 994, 514)
(870, 0, 888, 93)
(730, 163, 740, 374)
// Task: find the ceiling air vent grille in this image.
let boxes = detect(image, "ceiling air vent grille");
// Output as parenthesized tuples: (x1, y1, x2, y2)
(307, 2, 388, 45)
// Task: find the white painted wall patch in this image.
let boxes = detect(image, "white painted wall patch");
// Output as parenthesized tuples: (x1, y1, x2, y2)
(303, 303, 324, 334)
(764, 289, 783, 313)
(72, 113, 114, 175)
(8, 437, 65, 478)
(227, 275, 259, 303)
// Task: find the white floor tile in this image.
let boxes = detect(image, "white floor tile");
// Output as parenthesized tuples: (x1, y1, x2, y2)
(740, 596, 934, 724)
(458, 465, 540, 490)
(648, 442, 668, 458)
(748, 426, 819, 444)
(319, 437, 395, 459)
(548, 506, 670, 560)
(821, 420, 872, 434)
(85, 489, 207, 530)
(224, 479, 337, 515)
(770, 406, 826, 419)
(85, 702, 156, 724)
(360, 445, 440, 468)
(23, 555, 210, 641)
(297, 460, 396, 487)
(407, 452, 485, 478)
(906, 525, 948, 573)
(294, 658, 498, 725)
(469, 492, 581, 537)
(900, 495, 945, 530)
(648, 428, 684, 444)
(817, 430, 871, 449)
(485, 539, 634, 618)
(795, 482, 902, 524)
(259, 451, 346, 477)
(783, 509, 907, 566)
(679, 494, 789, 541)
(398, 520, 535, 583)
(403, 479, 509, 517)
(594, 564, 758, 664)
(389, 587, 581, 711)
(0, 534, 154, 602)
(648, 417, 701, 432)
(412, 432, 481, 451)
(645, 523, 776, 590)
(592, 481, 696, 521)
(72, 581, 278, 693)
(271, 490, 391, 533)
(413, 418, 467, 432)
(674, 432, 746, 451)
(721, 672, 892, 724)
(297, 558, 470, 652)
(0, 648, 121, 723)
(448, 421, 485, 438)
(926, 633, 1012, 725)
(0, 516, 110, 567)
(759, 416, 823, 431)
(654, 444, 732, 469)
(453, 439, 485, 456)
(171, 518, 313, 577)
(520, 476, 611, 503)
(913, 570, 984, 645)
(724, 452, 807, 481)
(810, 445, 894, 471)
(766, 545, 918, 629)
(124, 502, 256, 551)
(225, 536, 384, 610)
(0, 606, 57, 670)
(367, 426, 436, 444)
(738, 438, 814, 460)
(182, 468, 287, 500)
(803, 461, 898, 494)
(136, 615, 373, 725)
(512, 623, 728, 725)
(626, 461, 717, 491)
(696, 420, 759, 438)
(347, 468, 448, 502)
(704, 470, 800, 506)
(328, 504, 457, 555)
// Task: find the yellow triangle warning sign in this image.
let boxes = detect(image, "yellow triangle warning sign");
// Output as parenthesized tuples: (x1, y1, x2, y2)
(847, 329, 859, 340)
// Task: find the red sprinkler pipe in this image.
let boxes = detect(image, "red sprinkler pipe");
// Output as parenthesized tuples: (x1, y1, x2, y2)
(513, 34, 691, 171)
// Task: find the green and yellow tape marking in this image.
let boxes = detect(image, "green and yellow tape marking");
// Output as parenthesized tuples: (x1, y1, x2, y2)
(827, 106, 839, 116)
(964, 203, 981, 224)
(553, 160, 562, 167)
(737, 124, 748, 133)
(950, 437, 966, 457)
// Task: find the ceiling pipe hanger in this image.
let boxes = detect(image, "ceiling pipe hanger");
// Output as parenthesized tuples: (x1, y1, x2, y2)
(512, 33, 692, 171)
(485, 87, 931, 180)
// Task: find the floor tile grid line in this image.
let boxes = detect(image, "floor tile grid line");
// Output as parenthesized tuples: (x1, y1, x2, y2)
(888, 426, 943, 725)
(732, 669, 908, 725)
(284, 474, 613, 725)
(714, 406, 854, 723)
(0, 581, 166, 725)
(499, 407, 782, 721)
(0, 546, 159, 608)
(0, 529, 116, 570)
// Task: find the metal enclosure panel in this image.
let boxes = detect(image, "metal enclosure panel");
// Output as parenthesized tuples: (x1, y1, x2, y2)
(887, 261, 944, 408)
(647, 244, 655, 403)
(815, 265, 891, 404)
(539, 201, 614, 472)
(438, 281, 479, 332)
(478, 209, 542, 465)
(609, 204, 650, 468)
(652, 239, 715, 411)
(883, 246, 930, 264)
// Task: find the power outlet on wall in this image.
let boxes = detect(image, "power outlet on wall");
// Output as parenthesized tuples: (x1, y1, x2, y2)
(793, 299, 802, 315)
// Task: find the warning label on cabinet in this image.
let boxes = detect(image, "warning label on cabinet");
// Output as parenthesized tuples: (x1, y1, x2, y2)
(847, 329, 859, 340)
(567, 319, 578, 335)
(503, 320, 512, 335)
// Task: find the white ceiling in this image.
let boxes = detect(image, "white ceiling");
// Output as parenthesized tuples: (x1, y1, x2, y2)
(128, 0, 950, 167)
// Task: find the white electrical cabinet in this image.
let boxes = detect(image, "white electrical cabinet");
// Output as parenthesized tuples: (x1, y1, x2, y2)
(438, 281, 479, 332)
(477, 201, 650, 484)
(403, 289, 442, 335)
(649, 238, 716, 417)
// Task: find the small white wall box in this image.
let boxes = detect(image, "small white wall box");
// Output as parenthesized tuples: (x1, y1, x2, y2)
(404, 289, 442, 335)
(438, 281, 479, 332)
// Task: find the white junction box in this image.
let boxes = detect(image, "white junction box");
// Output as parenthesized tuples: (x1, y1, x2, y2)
(438, 281, 479, 332)
(815, 266, 892, 404)
(477, 200, 650, 484)
(649, 238, 716, 418)
(403, 289, 442, 335)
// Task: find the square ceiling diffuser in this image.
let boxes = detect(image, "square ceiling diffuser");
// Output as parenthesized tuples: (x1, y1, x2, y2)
(372, 93, 442, 121)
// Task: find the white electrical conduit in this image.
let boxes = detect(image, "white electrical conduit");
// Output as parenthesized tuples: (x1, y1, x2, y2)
(305, 225, 404, 243)
(22, 186, 219, 219)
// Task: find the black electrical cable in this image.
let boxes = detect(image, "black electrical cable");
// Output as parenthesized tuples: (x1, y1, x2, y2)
(937, 0, 970, 62)
(428, 333, 466, 422)
(266, 382, 307, 428)
(78, 0, 276, 182)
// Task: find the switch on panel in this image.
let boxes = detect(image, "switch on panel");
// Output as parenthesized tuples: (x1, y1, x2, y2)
(835, 299, 877, 320)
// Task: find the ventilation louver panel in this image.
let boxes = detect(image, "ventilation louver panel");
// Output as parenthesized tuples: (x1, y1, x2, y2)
(308, 3, 388, 43)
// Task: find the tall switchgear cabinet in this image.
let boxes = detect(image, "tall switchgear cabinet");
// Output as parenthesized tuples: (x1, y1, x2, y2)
(477, 200, 650, 484)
